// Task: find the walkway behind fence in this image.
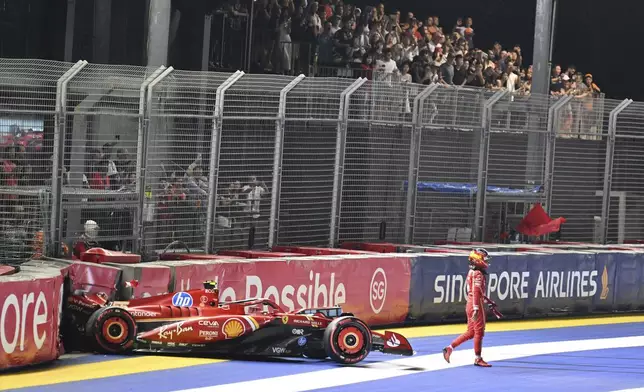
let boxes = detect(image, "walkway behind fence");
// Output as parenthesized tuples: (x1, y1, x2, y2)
(0, 58, 640, 263)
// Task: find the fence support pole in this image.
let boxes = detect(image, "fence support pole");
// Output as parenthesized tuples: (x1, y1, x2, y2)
(600, 98, 632, 244)
(269, 74, 305, 248)
(544, 95, 573, 217)
(49, 60, 88, 257)
(329, 78, 367, 248)
(134, 65, 169, 254)
(404, 84, 438, 245)
(205, 71, 245, 253)
(473, 90, 507, 242)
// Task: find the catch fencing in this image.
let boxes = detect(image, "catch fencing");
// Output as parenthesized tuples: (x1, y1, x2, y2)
(0, 58, 640, 263)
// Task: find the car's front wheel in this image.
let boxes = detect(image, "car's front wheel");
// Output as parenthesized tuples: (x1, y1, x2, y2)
(323, 316, 372, 365)
(86, 307, 137, 354)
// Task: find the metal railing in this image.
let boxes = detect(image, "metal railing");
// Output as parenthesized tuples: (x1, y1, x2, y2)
(0, 58, 635, 263)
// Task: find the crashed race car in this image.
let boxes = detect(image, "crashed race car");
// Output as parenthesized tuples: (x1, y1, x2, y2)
(62, 281, 415, 365)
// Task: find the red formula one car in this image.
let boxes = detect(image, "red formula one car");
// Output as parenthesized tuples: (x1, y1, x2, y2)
(62, 281, 415, 365)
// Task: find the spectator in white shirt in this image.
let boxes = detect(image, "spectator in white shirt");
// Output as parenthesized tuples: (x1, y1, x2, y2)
(375, 49, 398, 74)
(505, 64, 519, 92)
(330, 15, 341, 35)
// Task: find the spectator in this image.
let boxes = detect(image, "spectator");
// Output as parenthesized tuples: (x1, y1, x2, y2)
(440, 52, 455, 85)
(333, 17, 354, 63)
(464, 17, 475, 48)
(453, 52, 468, 86)
(318, 22, 335, 66)
(244, 0, 601, 98)
(550, 65, 563, 94)
(375, 48, 398, 78)
(505, 64, 519, 93)
(584, 73, 601, 97)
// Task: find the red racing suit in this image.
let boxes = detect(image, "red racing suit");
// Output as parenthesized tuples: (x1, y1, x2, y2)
(450, 268, 487, 356)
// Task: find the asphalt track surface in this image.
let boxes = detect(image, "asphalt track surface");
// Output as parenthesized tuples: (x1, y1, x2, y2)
(3, 315, 644, 392)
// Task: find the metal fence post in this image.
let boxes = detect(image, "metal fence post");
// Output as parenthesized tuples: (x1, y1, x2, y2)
(329, 77, 367, 248)
(473, 90, 507, 241)
(600, 98, 632, 244)
(404, 84, 438, 244)
(50, 60, 88, 257)
(544, 95, 573, 216)
(205, 71, 245, 253)
(49, 60, 85, 256)
(269, 74, 306, 248)
(134, 65, 169, 254)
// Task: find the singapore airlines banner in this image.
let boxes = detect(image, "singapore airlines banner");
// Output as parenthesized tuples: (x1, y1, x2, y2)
(407, 250, 644, 323)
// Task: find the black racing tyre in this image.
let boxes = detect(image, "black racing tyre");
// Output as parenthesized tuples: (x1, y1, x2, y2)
(86, 307, 137, 354)
(323, 316, 372, 365)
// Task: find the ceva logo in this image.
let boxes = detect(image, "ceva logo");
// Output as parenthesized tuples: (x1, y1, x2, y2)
(172, 292, 194, 307)
(600, 266, 610, 300)
(370, 268, 387, 314)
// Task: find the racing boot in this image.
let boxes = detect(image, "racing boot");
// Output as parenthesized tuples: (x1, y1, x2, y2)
(442, 346, 453, 363)
(474, 357, 491, 367)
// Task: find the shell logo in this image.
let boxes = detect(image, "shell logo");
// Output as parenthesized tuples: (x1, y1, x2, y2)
(222, 318, 245, 339)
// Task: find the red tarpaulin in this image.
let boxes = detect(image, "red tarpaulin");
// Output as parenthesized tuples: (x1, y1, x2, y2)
(516, 203, 566, 236)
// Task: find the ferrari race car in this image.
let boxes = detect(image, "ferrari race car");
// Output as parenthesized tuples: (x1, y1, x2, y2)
(62, 281, 415, 365)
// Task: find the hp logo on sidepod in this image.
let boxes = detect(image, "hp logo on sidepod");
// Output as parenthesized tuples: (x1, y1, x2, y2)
(172, 292, 194, 307)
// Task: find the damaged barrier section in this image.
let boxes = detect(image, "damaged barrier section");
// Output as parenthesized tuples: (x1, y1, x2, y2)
(2, 245, 644, 370)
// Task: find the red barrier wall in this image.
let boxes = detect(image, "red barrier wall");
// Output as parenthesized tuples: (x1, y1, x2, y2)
(0, 265, 64, 370)
(150, 254, 411, 326)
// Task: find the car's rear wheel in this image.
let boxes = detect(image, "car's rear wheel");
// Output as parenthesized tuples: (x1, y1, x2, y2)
(323, 316, 372, 365)
(86, 307, 137, 354)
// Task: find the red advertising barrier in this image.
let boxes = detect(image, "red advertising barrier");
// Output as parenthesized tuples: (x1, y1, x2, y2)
(80, 248, 141, 264)
(423, 248, 469, 254)
(163, 255, 412, 326)
(340, 242, 405, 253)
(159, 253, 243, 261)
(45, 258, 122, 299)
(0, 265, 16, 276)
(217, 250, 307, 258)
(271, 246, 375, 256)
(0, 266, 64, 370)
(433, 241, 487, 246)
(107, 263, 172, 300)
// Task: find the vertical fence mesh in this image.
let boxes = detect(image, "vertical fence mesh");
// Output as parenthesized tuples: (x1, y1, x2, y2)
(484, 93, 550, 242)
(609, 102, 644, 243)
(278, 78, 353, 246)
(0, 58, 633, 255)
(0, 59, 72, 263)
(62, 64, 154, 255)
(146, 70, 231, 252)
(339, 79, 419, 243)
(550, 98, 616, 242)
(412, 86, 486, 244)
(215, 74, 294, 250)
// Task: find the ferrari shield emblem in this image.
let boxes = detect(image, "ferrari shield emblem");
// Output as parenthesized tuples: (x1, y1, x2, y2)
(282, 316, 288, 324)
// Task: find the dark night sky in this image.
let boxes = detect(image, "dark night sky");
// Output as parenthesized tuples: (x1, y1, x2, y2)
(0, 0, 641, 100)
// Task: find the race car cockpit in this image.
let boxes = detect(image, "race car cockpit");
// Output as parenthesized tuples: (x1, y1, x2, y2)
(297, 306, 344, 318)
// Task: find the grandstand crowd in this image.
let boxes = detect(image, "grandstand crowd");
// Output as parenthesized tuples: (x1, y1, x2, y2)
(242, 0, 602, 96)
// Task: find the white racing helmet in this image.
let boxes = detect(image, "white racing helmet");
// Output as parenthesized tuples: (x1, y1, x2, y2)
(84, 220, 100, 239)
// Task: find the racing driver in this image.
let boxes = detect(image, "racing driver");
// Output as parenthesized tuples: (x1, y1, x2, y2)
(442, 248, 493, 367)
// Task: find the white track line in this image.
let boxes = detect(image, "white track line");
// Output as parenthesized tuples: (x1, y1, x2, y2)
(170, 336, 644, 392)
